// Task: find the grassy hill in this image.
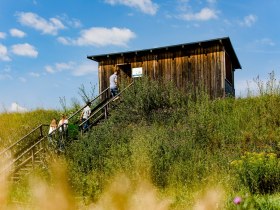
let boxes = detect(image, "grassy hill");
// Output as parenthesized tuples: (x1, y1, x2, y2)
(65, 78, 280, 209)
(1, 76, 280, 209)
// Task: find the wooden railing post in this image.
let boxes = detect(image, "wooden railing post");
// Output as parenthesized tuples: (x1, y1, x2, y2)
(31, 148, 35, 170)
(40, 125, 43, 138)
(104, 89, 108, 119)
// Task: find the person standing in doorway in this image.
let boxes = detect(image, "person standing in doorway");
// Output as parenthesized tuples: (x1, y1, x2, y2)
(109, 70, 119, 99)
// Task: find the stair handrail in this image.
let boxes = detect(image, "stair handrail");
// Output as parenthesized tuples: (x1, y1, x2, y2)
(47, 87, 111, 137)
(0, 135, 46, 174)
(67, 87, 110, 121)
(79, 82, 134, 128)
(0, 83, 132, 178)
(1, 87, 110, 156)
(0, 124, 49, 157)
(0, 87, 113, 179)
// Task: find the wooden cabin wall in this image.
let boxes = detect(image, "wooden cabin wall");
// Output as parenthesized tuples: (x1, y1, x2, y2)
(98, 44, 228, 98)
(98, 60, 114, 92)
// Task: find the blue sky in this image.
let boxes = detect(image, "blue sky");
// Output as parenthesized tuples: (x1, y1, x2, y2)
(1, 0, 280, 112)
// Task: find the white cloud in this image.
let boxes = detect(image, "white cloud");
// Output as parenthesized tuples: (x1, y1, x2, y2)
(0, 66, 12, 80)
(58, 14, 82, 28)
(58, 27, 136, 47)
(3, 66, 11, 73)
(45, 65, 55, 74)
(11, 43, 38, 57)
(207, 0, 217, 3)
(57, 37, 70, 45)
(256, 38, 275, 46)
(104, 0, 158, 15)
(240, 14, 257, 27)
(45, 61, 97, 76)
(10, 28, 26, 38)
(0, 32, 6, 39)
(16, 12, 65, 35)
(0, 73, 12, 80)
(70, 19, 82, 28)
(0, 44, 11, 61)
(55, 62, 75, 71)
(45, 62, 74, 74)
(29, 72, 40, 77)
(19, 77, 27, 83)
(179, 7, 218, 21)
(72, 62, 98, 76)
(9, 102, 28, 112)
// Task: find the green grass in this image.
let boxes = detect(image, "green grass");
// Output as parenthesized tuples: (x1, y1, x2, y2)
(64, 76, 280, 209)
(2, 74, 280, 209)
(0, 109, 59, 149)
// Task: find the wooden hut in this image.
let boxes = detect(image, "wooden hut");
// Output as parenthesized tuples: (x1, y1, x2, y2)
(87, 37, 241, 98)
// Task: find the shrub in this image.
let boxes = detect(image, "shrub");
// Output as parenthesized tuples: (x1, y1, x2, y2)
(118, 77, 189, 122)
(231, 152, 280, 194)
(64, 74, 280, 207)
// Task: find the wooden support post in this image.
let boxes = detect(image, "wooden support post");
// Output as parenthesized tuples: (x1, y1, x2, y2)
(31, 148, 35, 170)
(40, 125, 43, 138)
(104, 90, 109, 119)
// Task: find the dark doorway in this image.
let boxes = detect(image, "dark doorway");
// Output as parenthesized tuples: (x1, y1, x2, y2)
(117, 63, 132, 84)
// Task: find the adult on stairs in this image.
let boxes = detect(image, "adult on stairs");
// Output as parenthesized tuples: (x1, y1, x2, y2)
(109, 70, 120, 101)
(80, 101, 91, 133)
(57, 114, 68, 151)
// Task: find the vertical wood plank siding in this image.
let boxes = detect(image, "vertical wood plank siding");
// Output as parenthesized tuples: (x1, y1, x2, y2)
(98, 43, 231, 98)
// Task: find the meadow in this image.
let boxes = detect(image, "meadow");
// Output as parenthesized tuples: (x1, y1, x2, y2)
(1, 74, 280, 209)
(0, 109, 59, 149)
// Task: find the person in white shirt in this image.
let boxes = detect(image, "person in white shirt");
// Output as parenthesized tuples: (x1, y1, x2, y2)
(48, 118, 57, 142)
(58, 114, 68, 132)
(80, 101, 91, 132)
(109, 70, 119, 98)
(57, 114, 68, 151)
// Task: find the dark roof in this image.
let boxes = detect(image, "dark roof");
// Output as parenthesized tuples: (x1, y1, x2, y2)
(87, 37, 241, 69)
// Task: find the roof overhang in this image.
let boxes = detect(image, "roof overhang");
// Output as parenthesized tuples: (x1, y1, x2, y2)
(87, 37, 241, 70)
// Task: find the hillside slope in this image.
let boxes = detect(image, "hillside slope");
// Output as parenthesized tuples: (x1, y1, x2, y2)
(65, 78, 280, 209)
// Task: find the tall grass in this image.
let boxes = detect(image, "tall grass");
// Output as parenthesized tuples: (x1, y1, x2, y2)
(3, 74, 280, 209)
(0, 109, 59, 148)
(62, 76, 280, 208)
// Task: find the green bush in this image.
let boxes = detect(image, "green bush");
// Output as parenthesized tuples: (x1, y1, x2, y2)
(231, 152, 280, 194)
(119, 77, 189, 122)
(64, 74, 280, 207)
(227, 194, 280, 210)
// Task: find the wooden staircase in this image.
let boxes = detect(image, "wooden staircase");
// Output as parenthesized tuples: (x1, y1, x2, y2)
(12, 153, 43, 181)
(0, 124, 49, 181)
(0, 82, 134, 181)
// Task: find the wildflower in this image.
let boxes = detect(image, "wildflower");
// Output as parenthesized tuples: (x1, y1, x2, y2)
(233, 196, 242, 205)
